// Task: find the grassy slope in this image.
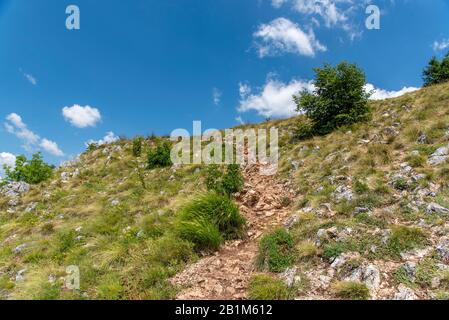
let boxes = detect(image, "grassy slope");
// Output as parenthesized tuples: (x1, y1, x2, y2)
(1, 81, 449, 300)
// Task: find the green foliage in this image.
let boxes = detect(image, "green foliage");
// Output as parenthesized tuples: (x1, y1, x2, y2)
(387, 226, 427, 257)
(256, 229, 295, 273)
(294, 62, 371, 135)
(132, 136, 144, 157)
(423, 52, 449, 86)
(147, 141, 173, 169)
(3, 152, 53, 184)
(248, 274, 290, 300)
(176, 193, 246, 251)
(205, 164, 244, 197)
(332, 281, 370, 300)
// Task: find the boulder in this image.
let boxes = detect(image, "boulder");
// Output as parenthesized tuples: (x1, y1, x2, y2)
(428, 145, 449, 166)
(0, 181, 30, 198)
(393, 285, 417, 300)
(426, 203, 449, 215)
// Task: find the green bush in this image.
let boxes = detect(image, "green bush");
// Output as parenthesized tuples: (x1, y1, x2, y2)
(176, 193, 246, 251)
(423, 52, 449, 86)
(387, 226, 427, 257)
(332, 281, 370, 300)
(3, 152, 53, 184)
(248, 274, 290, 300)
(205, 164, 244, 197)
(147, 141, 173, 169)
(132, 136, 144, 157)
(294, 62, 371, 135)
(256, 229, 296, 273)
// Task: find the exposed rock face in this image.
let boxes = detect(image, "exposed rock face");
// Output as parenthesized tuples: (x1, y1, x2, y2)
(346, 264, 381, 291)
(333, 185, 354, 202)
(428, 145, 449, 166)
(436, 239, 449, 263)
(0, 181, 30, 198)
(426, 203, 449, 215)
(279, 267, 299, 287)
(393, 285, 417, 300)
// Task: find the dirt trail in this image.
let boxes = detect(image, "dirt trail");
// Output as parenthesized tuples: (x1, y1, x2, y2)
(170, 163, 295, 300)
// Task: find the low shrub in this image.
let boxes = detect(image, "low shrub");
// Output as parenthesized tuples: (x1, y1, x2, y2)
(132, 136, 144, 157)
(176, 193, 245, 251)
(332, 281, 370, 300)
(205, 164, 244, 197)
(248, 274, 290, 300)
(387, 226, 427, 257)
(147, 141, 172, 169)
(256, 229, 295, 273)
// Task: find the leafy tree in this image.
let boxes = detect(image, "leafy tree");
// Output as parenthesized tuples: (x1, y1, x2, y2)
(3, 152, 53, 184)
(294, 62, 371, 135)
(423, 52, 449, 86)
(147, 141, 173, 169)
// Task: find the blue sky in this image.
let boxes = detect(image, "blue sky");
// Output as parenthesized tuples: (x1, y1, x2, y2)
(1, 0, 449, 168)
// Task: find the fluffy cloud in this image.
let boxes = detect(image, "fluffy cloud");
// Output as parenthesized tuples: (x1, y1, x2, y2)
(4, 113, 65, 157)
(238, 77, 420, 118)
(365, 83, 420, 100)
(86, 132, 119, 146)
(62, 105, 102, 128)
(238, 78, 315, 118)
(40, 139, 65, 157)
(212, 88, 222, 106)
(254, 18, 326, 58)
(271, 0, 366, 40)
(433, 39, 449, 51)
(0, 152, 16, 178)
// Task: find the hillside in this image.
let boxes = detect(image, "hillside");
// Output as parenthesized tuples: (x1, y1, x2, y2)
(1, 81, 449, 300)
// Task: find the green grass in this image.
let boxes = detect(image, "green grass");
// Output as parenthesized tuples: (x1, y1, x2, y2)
(386, 226, 427, 258)
(175, 193, 246, 251)
(332, 281, 370, 300)
(248, 274, 291, 300)
(256, 229, 296, 273)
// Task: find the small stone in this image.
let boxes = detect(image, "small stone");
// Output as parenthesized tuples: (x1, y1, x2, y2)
(15, 269, 27, 282)
(279, 267, 298, 287)
(13, 244, 27, 254)
(426, 203, 449, 215)
(393, 285, 417, 300)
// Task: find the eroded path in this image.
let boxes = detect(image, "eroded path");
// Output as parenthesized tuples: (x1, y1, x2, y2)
(170, 163, 295, 300)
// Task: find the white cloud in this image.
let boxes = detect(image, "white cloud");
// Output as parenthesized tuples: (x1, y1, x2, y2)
(62, 104, 102, 128)
(5, 113, 40, 146)
(0, 152, 16, 178)
(235, 116, 245, 125)
(271, 0, 366, 40)
(254, 17, 326, 58)
(433, 39, 449, 52)
(238, 78, 315, 118)
(365, 83, 420, 100)
(212, 88, 222, 106)
(86, 132, 119, 146)
(272, 0, 287, 8)
(4, 113, 65, 157)
(40, 139, 65, 157)
(20, 69, 37, 85)
(239, 82, 251, 99)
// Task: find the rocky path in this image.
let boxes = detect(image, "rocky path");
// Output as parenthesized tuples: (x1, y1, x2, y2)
(170, 163, 295, 300)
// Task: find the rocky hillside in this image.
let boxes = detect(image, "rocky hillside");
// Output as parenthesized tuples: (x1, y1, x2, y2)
(1, 81, 449, 300)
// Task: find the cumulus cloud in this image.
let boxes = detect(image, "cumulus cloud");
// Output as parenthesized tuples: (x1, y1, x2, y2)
(4, 113, 65, 157)
(62, 105, 102, 128)
(365, 83, 420, 100)
(86, 132, 119, 146)
(271, 0, 367, 40)
(239, 82, 251, 99)
(433, 39, 449, 51)
(238, 78, 315, 118)
(238, 77, 420, 118)
(254, 17, 326, 58)
(40, 139, 65, 157)
(0, 152, 16, 178)
(212, 88, 222, 106)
